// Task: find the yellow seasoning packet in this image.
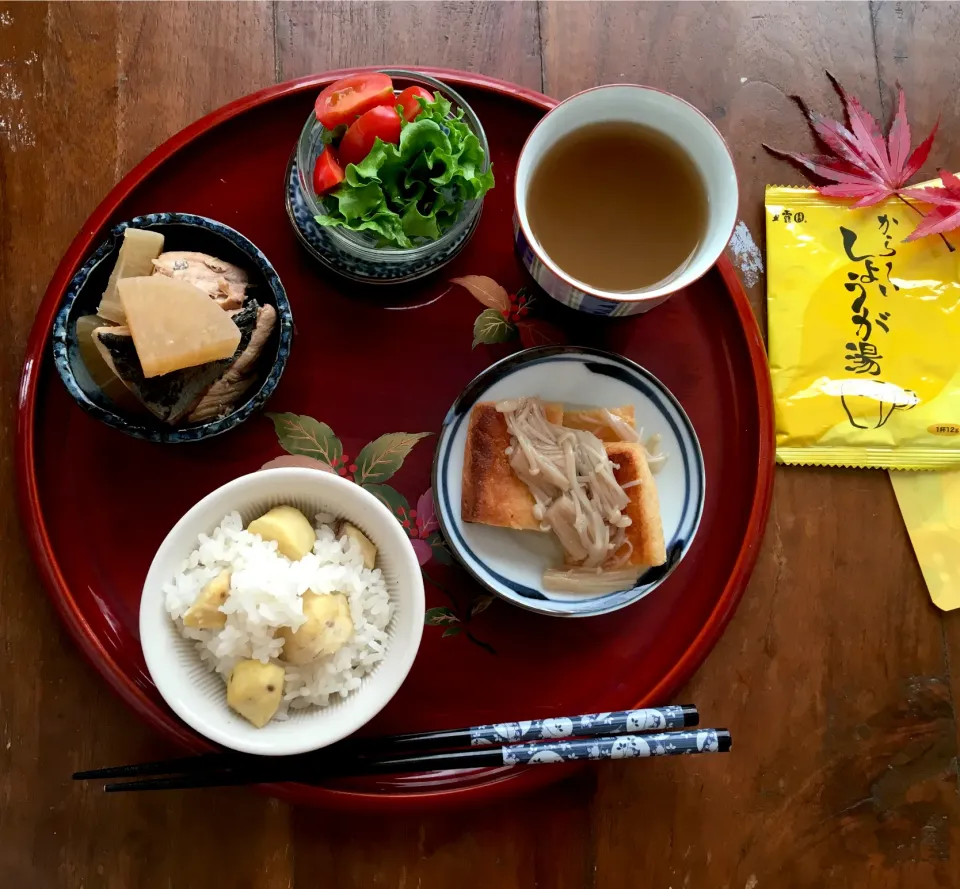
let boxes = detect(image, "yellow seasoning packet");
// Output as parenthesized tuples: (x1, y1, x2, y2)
(766, 183, 960, 469)
(890, 470, 960, 610)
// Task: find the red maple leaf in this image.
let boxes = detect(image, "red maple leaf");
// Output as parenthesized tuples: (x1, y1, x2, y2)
(901, 170, 960, 241)
(765, 72, 938, 209)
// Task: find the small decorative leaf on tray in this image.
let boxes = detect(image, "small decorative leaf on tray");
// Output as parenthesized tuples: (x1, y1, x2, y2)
(411, 538, 433, 566)
(261, 455, 335, 472)
(442, 626, 462, 638)
(451, 275, 511, 311)
(470, 594, 495, 618)
(415, 488, 439, 536)
(517, 319, 567, 348)
(473, 308, 515, 348)
(267, 413, 343, 465)
(353, 432, 432, 485)
(425, 606, 460, 626)
(427, 531, 453, 565)
(362, 483, 411, 517)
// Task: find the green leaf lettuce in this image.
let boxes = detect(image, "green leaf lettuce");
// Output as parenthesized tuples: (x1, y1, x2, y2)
(315, 93, 495, 248)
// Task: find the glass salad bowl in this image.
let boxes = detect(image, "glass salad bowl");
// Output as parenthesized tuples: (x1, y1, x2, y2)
(286, 69, 491, 285)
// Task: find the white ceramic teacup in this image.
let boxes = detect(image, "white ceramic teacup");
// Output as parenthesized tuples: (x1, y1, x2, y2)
(514, 85, 738, 316)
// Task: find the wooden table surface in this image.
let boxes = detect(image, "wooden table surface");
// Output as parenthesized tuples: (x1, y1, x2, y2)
(3, 2, 959, 886)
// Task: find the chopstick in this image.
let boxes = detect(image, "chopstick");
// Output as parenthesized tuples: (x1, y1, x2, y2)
(382, 703, 699, 749)
(73, 704, 699, 782)
(99, 729, 731, 793)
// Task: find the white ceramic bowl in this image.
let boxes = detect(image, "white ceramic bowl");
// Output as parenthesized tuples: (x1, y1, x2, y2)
(139, 468, 425, 756)
(514, 84, 739, 316)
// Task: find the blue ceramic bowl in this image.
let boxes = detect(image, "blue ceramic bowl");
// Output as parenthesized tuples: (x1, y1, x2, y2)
(51, 213, 293, 443)
(432, 346, 706, 617)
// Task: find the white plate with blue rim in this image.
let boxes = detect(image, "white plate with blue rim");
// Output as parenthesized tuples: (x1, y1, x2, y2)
(432, 346, 705, 617)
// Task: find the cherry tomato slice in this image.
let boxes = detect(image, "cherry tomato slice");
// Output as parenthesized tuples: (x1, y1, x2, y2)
(397, 86, 434, 122)
(312, 148, 344, 195)
(314, 74, 394, 129)
(338, 105, 402, 167)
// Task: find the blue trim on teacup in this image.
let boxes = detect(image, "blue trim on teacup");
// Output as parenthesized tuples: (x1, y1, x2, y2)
(513, 223, 635, 317)
(51, 213, 293, 444)
(432, 346, 705, 617)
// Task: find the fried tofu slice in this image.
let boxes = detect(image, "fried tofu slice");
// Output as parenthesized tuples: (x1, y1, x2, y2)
(605, 441, 666, 568)
(562, 406, 636, 442)
(461, 403, 666, 569)
(461, 401, 563, 531)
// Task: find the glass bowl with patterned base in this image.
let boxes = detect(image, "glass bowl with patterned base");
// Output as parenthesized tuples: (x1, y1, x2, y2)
(285, 69, 489, 285)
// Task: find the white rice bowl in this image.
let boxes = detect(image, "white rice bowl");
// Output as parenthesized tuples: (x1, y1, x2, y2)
(140, 468, 425, 756)
(164, 512, 391, 719)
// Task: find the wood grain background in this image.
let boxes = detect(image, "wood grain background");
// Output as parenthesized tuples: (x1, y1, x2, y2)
(2, 3, 959, 887)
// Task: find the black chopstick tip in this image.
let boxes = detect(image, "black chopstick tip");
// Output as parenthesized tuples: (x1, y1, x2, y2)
(716, 729, 732, 753)
(681, 705, 699, 727)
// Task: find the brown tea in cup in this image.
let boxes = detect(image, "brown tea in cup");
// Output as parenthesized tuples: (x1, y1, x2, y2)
(526, 121, 708, 292)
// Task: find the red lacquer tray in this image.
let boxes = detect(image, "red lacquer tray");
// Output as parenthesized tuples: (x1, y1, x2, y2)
(17, 69, 774, 811)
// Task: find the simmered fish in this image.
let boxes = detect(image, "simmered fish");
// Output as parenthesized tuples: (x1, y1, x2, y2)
(151, 251, 249, 309)
(187, 304, 277, 422)
(92, 302, 259, 424)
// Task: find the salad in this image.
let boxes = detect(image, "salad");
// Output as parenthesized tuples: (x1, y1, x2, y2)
(310, 74, 495, 249)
